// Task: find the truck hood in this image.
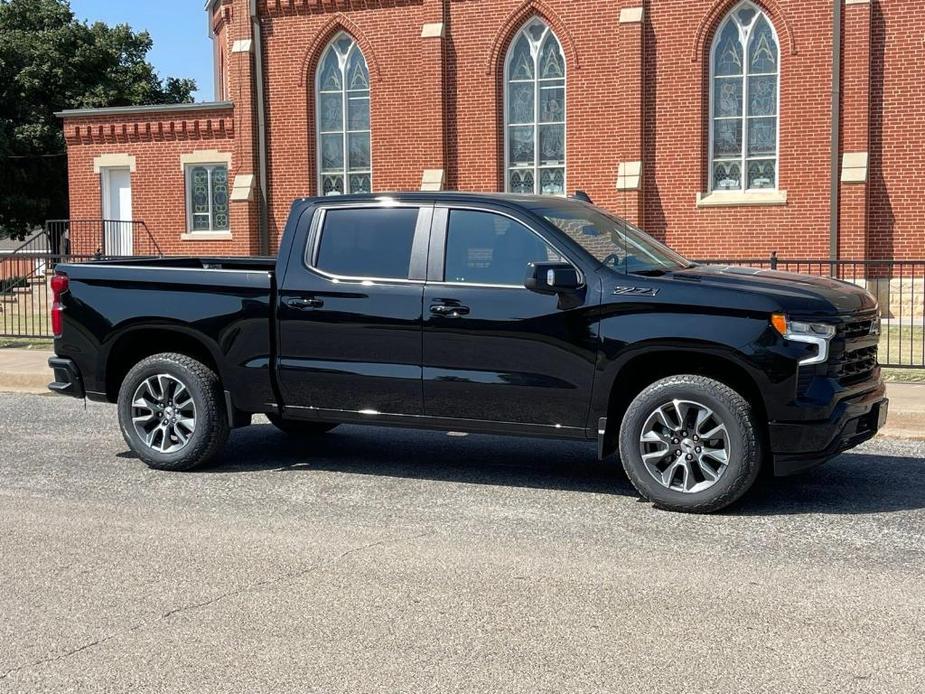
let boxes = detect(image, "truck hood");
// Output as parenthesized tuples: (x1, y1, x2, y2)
(653, 264, 878, 316)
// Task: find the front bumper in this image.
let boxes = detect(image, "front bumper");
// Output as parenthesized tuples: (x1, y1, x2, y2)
(769, 384, 888, 476)
(48, 357, 85, 399)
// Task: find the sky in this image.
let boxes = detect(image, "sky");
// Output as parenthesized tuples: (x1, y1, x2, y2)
(69, 0, 215, 102)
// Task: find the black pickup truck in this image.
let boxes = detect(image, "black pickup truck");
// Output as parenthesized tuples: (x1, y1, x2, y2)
(48, 193, 887, 512)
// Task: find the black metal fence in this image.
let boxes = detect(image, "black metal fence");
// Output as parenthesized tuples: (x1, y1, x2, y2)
(693, 254, 925, 369)
(2, 238, 924, 369)
(1, 220, 164, 339)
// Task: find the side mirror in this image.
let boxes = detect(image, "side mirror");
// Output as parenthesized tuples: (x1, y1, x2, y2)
(525, 262, 582, 295)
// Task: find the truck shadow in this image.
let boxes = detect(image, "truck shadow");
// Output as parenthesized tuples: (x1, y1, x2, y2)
(740, 451, 925, 516)
(208, 424, 634, 496)
(199, 425, 925, 515)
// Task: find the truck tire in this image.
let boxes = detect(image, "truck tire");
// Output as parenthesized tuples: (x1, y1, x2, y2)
(266, 414, 339, 436)
(117, 353, 230, 471)
(618, 375, 762, 513)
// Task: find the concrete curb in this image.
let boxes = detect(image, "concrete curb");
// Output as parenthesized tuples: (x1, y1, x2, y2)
(0, 349, 52, 395)
(1, 348, 923, 439)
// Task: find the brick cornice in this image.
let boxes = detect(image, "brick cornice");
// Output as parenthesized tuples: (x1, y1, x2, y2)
(258, 0, 387, 16)
(298, 12, 382, 87)
(63, 112, 235, 145)
(692, 0, 797, 62)
(486, 0, 581, 76)
(211, 1, 233, 37)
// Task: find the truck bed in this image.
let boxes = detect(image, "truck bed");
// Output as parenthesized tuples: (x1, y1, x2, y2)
(54, 256, 277, 413)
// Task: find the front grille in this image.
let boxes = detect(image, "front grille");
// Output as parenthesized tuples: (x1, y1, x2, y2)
(829, 345, 878, 385)
(840, 318, 874, 340)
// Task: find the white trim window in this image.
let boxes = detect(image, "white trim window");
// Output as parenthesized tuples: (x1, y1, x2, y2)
(709, 1, 780, 192)
(504, 18, 566, 196)
(185, 164, 230, 232)
(316, 33, 372, 196)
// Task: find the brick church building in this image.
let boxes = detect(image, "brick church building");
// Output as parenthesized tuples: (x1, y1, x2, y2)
(57, 0, 922, 262)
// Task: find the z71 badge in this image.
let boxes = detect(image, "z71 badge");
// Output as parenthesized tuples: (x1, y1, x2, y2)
(613, 286, 660, 297)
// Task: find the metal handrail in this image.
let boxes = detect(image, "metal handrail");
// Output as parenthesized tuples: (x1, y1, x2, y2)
(43, 219, 164, 258)
(0, 230, 51, 257)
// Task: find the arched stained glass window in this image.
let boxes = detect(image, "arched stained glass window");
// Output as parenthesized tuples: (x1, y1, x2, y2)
(710, 2, 779, 192)
(504, 18, 566, 196)
(316, 33, 371, 196)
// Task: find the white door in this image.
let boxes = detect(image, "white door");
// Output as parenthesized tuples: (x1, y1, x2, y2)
(102, 168, 133, 256)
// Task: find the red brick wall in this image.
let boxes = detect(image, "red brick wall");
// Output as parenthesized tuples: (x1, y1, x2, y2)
(258, 0, 445, 247)
(62, 107, 254, 256)
(445, 1, 626, 209)
(640, 0, 830, 259)
(868, 1, 925, 261)
(838, 2, 871, 262)
(60, 0, 925, 261)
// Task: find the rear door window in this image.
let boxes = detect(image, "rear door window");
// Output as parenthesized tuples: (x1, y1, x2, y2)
(314, 207, 419, 280)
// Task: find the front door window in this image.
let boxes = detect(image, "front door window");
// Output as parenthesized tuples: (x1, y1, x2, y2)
(443, 210, 561, 286)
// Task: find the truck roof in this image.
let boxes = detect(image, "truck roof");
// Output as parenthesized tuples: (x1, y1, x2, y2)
(295, 192, 588, 211)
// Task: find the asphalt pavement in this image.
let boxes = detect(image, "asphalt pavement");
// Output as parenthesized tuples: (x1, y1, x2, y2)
(1, 392, 923, 693)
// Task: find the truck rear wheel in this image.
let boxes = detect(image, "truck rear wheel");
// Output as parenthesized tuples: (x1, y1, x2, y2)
(266, 414, 339, 436)
(618, 375, 762, 513)
(117, 353, 230, 471)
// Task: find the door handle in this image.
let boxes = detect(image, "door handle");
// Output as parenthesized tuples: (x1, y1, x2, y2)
(430, 303, 470, 317)
(286, 297, 324, 310)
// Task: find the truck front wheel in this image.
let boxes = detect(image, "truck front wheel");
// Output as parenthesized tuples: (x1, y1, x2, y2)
(117, 353, 230, 471)
(618, 375, 762, 513)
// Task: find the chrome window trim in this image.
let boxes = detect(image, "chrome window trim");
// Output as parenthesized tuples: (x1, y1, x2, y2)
(302, 202, 431, 285)
(428, 281, 534, 291)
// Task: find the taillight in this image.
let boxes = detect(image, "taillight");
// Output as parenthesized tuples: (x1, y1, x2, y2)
(51, 273, 69, 338)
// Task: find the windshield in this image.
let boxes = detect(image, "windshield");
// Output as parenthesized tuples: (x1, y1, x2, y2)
(533, 202, 692, 275)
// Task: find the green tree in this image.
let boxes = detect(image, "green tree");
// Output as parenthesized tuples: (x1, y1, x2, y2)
(0, 0, 196, 239)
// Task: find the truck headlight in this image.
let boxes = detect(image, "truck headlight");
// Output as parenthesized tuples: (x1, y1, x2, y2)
(771, 314, 836, 366)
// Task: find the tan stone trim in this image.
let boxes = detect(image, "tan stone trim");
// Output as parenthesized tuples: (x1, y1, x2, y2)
(696, 190, 789, 207)
(619, 7, 644, 24)
(230, 174, 255, 202)
(420, 22, 445, 39)
(93, 153, 136, 173)
(845, 0, 870, 6)
(179, 150, 232, 171)
(180, 232, 233, 241)
(616, 161, 642, 191)
(231, 39, 253, 53)
(421, 169, 445, 192)
(842, 152, 869, 184)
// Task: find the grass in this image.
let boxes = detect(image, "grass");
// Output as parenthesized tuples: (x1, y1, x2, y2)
(0, 306, 52, 344)
(0, 337, 52, 349)
(883, 368, 925, 384)
(880, 325, 925, 370)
